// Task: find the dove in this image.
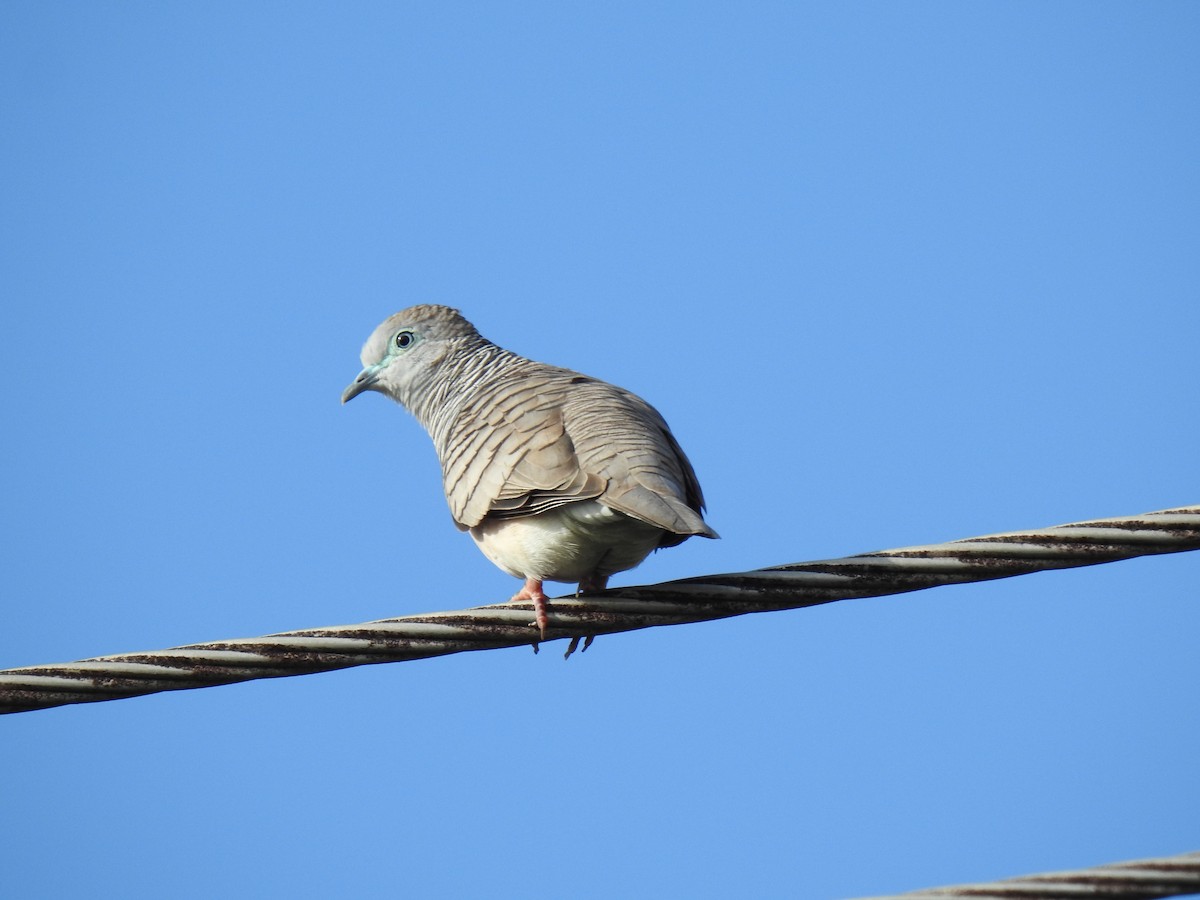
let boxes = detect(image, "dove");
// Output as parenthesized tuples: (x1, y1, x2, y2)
(341, 305, 717, 642)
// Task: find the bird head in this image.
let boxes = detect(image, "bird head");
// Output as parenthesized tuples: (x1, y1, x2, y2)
(341, 305, 484, 409)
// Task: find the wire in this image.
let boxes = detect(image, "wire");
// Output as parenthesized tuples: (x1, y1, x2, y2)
(1, 504, 1196, 715)
(855, 849, 1200, 899)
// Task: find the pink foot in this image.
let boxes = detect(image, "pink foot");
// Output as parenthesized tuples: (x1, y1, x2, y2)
(511, 577, 549, 639)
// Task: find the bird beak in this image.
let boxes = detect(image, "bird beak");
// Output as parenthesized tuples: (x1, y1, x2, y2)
(341, 365, 382, 404)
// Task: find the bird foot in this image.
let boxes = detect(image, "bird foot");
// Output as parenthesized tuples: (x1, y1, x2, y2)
(513, 578, 602, 657)
(510, 578, 550, 641)
(562, 576, 607, 657)
(562, 576, 606, 658)
(576, 575, 609, 596)
(563, 634, 595, 660)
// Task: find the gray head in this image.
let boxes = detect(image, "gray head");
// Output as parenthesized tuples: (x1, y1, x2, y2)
(341, 305, 487, 408)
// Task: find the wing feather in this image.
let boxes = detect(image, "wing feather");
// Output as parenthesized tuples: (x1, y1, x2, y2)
(436, 362, 715, 540)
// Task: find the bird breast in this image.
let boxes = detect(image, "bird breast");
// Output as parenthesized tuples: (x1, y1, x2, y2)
(468, 501, 665, 584)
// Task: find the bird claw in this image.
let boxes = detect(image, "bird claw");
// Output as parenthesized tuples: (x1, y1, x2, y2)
(563, 634, 595, 660)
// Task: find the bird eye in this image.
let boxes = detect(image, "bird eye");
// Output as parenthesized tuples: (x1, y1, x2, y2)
(394, 330, 416, 350)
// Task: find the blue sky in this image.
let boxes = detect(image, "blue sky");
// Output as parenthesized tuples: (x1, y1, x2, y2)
(2, 3, 1197, 897)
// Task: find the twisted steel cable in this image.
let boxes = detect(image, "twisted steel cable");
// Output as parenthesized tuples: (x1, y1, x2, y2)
(857, 849, 1200, 899)
(1, 504, 1196, 715)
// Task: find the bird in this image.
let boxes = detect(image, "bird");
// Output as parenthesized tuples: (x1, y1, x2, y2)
(341, 305, 717, 644)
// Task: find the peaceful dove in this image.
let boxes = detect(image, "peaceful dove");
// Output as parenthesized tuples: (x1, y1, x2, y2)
(341, 305, 717, 641)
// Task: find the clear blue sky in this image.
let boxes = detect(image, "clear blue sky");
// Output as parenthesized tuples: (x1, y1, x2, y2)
(2, 3, 1197, 897)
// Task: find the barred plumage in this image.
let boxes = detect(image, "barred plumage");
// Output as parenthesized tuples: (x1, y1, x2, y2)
(342, 304, 717, 639)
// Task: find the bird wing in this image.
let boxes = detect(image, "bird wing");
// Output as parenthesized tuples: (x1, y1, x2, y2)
(562, 379, 716, 541)
(439, 363, 715, 540)
(439, 370, 605, 529)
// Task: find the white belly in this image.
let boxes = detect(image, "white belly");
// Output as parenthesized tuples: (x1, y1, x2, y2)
(468, 501, 664, 584)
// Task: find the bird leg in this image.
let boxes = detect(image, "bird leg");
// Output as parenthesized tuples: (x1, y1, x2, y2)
(577, 574, 609, 594)
(512, 576, 606, 652)
(511, 577, 549, 639)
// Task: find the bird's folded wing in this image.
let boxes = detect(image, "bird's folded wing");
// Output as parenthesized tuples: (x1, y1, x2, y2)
(440, 378, 604, 528)
(440, 367, 715, 539)
(563, 384, 717, 538)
